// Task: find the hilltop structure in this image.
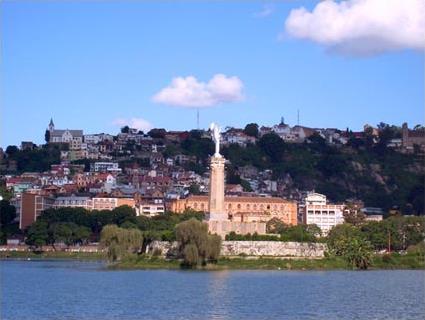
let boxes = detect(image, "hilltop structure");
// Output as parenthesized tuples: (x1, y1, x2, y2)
(402, 122, 425, 152)
(47, 118, 83, 150)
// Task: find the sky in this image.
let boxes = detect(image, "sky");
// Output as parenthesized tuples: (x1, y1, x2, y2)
(1, 0, 424, 147)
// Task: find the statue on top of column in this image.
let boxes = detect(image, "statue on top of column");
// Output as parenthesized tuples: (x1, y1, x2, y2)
(210, 122, 221, 157)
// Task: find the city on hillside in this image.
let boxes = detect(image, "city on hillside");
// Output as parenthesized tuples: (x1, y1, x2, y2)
(0, 118, 424, 245)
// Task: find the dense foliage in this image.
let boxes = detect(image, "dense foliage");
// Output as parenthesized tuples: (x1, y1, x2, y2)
(326, 224, 373, 269)
(23, 206, 204, 248)
(0, 200, 20, 244)
(175, 218, 221, 267)
(326, 216, 425, 269)
(264, 218, 322, 242)
(1, 144, 65, 173)
(100, 225, 143, 262)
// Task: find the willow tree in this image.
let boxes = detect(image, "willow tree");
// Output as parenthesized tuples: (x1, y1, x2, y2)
(100, 225, 143, 262)
(175, 218, 221, 267)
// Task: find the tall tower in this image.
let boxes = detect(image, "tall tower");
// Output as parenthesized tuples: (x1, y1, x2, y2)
(208, 155, 226, 221)
(207, 123, 227, 221)
(402, 123, 408, 147)
(48, 118, 55, 132)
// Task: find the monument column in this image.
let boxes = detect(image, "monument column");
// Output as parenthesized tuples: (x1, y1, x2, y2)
(207, 123, 227, 222)
(208, 155, 226, 221)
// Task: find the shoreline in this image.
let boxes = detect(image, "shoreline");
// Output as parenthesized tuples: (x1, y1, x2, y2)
(2, 251, 424, 271)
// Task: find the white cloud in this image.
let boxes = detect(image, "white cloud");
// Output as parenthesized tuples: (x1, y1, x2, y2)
(284, 0, 425, 55)
(255, 4, 275, 18)
(113, 117, 153, 132)
(152, 74, 244, 108)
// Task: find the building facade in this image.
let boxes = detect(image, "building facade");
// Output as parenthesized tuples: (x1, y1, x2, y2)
(169, 195, 297, 225)
(53, 196, 135, 210)
(48, 119, 83, 150)
(402, 122, 425, 152)
(303, 193, 344, 234)
(20, 192, 55, 230)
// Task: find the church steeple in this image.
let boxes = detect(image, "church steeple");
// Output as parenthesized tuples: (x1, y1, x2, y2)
(48, 118, 55, 132)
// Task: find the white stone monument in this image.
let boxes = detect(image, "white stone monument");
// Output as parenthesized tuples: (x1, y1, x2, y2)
(206, 122, 266, 238)
(207, 123, 227, 221)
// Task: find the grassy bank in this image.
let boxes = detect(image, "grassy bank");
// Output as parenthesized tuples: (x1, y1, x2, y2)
(2, 251, 423, 271)
(0, 250, 106, 260)
(111, 252, 425, 271)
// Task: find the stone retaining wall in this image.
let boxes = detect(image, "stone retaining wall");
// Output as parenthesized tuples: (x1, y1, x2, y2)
(147, 241, 327, 258)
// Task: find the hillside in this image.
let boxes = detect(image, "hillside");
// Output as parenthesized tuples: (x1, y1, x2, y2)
(1, 127, 424, 215)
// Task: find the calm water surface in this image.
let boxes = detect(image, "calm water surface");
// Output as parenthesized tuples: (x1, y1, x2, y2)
(1, 260, 424, 320)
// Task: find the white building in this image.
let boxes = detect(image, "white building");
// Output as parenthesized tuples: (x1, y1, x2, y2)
(104, 174, 117, 193)
(84, 133, 114, 144)
(222, 130, 256, 146)
(304, 192, 344, 234)
(91, 162, 121, 173)
(138, 199, 165, 216)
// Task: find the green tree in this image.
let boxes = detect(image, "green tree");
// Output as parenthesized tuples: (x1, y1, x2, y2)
(25, 221, 49, 248)
(148, 128, 166, 139)
(0, 185, 13, 201)
(183, 244, 199, 267)
(74, 225, 91, 244)
(266, 218, 287, 234)
(343, 203, 366, 226)
(226, 166, 241, 184)
(100, 225, 143, 262)
(5, 145, 19, 156)
(0, 200, 17, 227)
(48, 222, 90, 246)
(327, 224, 373, 269)
(45, 130, 50, 143)
(344, 237, 373, 270)
(258, 133, 286, 163)
(240, 179, 253, 192)
(280, 224, 321, 242)
(243, 123, 259, 138)
(50, 222, 74, 246)
(121, 126, 130, 133)
(188, 184, 202, 195)
(175, 218, 221, 267)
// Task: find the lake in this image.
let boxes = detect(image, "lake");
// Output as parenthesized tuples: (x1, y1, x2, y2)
(1, 260, 424, 320)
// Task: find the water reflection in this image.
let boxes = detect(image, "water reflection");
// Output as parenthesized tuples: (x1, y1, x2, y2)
(205, 271, 232, 320)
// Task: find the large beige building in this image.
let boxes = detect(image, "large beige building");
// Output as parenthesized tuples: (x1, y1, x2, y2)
(169, 195, 297, 225)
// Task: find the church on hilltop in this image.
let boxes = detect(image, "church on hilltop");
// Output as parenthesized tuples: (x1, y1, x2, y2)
(46, 118, 84, 150)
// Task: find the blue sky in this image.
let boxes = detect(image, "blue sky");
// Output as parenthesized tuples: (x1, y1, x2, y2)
(1, 0, 424, 147)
